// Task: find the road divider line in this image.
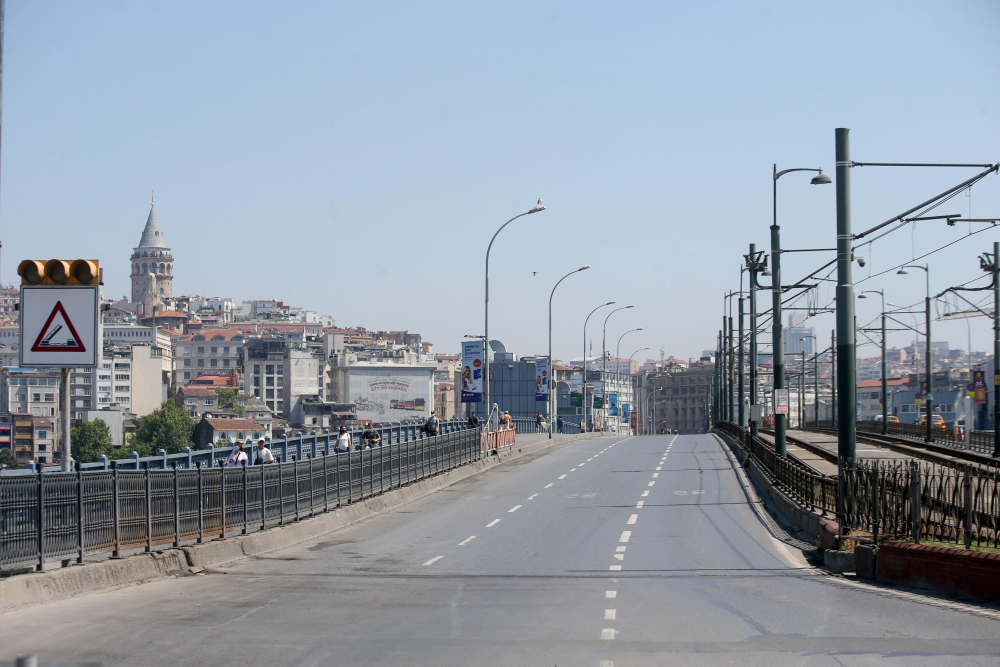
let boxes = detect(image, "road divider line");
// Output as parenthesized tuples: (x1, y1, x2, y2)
(647, 481, 656, 487)
(656, 466, 662, 470)
(458, 536, 476, 546)
(486, 519, 501, 528)
(544, 483, 554, 488)
(613, 554, 623, 561)
(571, 468, 577, 472)
(605, 609, 616, 620)
(601, 628, 616, 640)
(619, 531, 631, 542)
(609, 565, 622, 571)
(508, 505, 522, 513)
(627, 514, 638, 525)
(606, 590, 617, 598)
(636, 501, 644, 508)
(652, 473, 659, 478)
(616, 546, 625, 552)
(558, 474, 567, 479)
(423, 556, 443, 566)
(641, 490, 649, 497)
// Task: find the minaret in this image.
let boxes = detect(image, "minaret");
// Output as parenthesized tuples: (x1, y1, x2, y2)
(130, 194, 174, 305)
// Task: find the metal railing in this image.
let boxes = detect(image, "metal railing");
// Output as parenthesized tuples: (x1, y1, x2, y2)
(714, 421, 837, 516)
(842, 458, 1000, 550)
(1, 427, 480, 572)
(810, 419, 995, 457)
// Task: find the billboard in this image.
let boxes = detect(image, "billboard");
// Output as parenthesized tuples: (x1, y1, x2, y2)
(608, 393, 619, 416)
(349, 368, 434, 421)
(622, 403, 630, 420)
(535, 358, 549, 401)
(974, 370, 987, 405)
(570, 373, 583, 407)
(461, 341, 484, 403)
(774, 389, 788, 414)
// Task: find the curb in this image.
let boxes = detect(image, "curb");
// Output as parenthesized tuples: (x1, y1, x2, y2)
(0, 430, 604, 613)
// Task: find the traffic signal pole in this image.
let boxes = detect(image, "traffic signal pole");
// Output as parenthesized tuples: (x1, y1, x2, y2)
(61, 367, 71, 472)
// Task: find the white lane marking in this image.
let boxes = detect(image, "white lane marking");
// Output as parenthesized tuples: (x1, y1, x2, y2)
(544, 483, 555, 488)
(423, 556, 443, 566)
(600, 661, 615, 667)
(613, 554, 624, 561)
(528, 494, 538, 500)
(558, 474, 567, 479)
(609, 565, 622, 571)
(458, 536, 476, 546)
(619, 531, 631, 542)
(571, 468, 577, 472)
(647, 481, 656, 487)
(652, 473, 659, 478)
(587, 458, 593, 461)
(636, 501, 644, 508)
(606, 590, 617, 598)
(508, 505, 522, 513)
(627, 514, 638, 525)
(674, 490, 688, 495)
(601, 628, 617, 639)
(605, 609, 617, 620)
(486, 519, 501, 527)
(616, 546, 626, 552)
(692, 490, 705, 495)
(641, 490, 649, 497)
(656, 466, 662, 471)
(579, 463, 586, 466)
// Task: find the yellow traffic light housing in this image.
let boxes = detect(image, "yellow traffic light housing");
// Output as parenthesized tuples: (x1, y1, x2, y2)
(18, 259, 101, 285)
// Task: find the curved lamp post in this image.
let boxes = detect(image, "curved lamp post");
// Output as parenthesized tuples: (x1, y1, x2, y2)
(601, 306, 634, 430)
(629, 346, 650, 434)
(583, 301, 616, 431)
(548, 265, 591, 439)
(484, 199, 546, 428)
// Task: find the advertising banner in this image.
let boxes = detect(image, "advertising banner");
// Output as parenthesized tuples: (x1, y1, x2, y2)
(774, 389, 789, 414)
(350, 368, 433, 421)
(608, 393, 619, 416)
(570, 373, 583, 407)
(535, 358, 549, 402)
(592, 381, 604, 409)
(461, 341, 484, 403)
(974, 370, 987, 405)
(622, 403, 630, 420)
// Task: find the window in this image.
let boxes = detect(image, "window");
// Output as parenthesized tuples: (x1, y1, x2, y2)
(186, 399, 196, 405)
(197, 347, 205, 354)
(254, 365, 261, 375)
(210, 347, 217, 354)
(266, 377, 274, 387)
(197, 359, 205, 367)
(223, 347, 230, 355)
(44, 393, 54, 402)
(204, 399, 214, 406)
(119, 397, 129, 403)
(184, 359, 191, 367)
(183, 372, 191, 380)
(266, 389, 274, 399)
(37, 430, 47, 438)
(32, 393, 40, 402)
(253, 376, 260, 387)
(901, 404, 915, 413)
(276, 366, 283, 376)
(265, 365, 274, 374)
(210, 359, 217, 367)
(237, 432, 245, 440)
(276, 389, 283, 399)
(276, 376, 283, 387)
(115, 385, 130, 392)
(115, 374, 130, 381)
(940, 404, 955, 413)
(184, 347, 191, 355)
(223, 359, 230, 367)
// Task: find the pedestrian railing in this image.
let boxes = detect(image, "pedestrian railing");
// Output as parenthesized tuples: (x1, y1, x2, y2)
(810, 419, 996, 457)
(713, 421, 837, 516)
(841, 458, 1000, 550)
(0, 427, 480, 573)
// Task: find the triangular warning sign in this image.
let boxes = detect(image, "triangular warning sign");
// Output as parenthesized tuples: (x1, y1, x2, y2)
(31, 301, 87, 352)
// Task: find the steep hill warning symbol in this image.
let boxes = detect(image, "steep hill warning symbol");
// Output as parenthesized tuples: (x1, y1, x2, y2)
(31, 301, 87, 352)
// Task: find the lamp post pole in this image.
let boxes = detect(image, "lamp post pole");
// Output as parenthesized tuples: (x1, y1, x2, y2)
(602, 305, 633, 431)
(548, 265, 590, 439)
(802, 335, 816, 429)
(834, 128, 857, 465)
(738, 296, 745, 427)
(615, 328, 643, 432)
(772, 163, 831, 455)
(584, 301, 616, 432)
(899, 265, 931, 441)
(485, 200, 546, 429)
(860, 290, 887, 433)
(831, 329, 836, 426)
(745, 244, 768, 438)
(629, 347, 650, 435)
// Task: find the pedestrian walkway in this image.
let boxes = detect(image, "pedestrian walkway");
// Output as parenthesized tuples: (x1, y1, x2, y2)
(756, 430, 838, 476)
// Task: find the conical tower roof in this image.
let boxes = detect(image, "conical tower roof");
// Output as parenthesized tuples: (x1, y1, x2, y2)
(137, 199, 167, 248)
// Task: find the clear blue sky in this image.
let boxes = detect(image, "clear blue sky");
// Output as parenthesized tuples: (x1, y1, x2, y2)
(3, 1, 998, 362)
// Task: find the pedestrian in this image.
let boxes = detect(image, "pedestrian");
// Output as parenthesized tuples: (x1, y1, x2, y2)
(227, 441, 248, 467)
(467, 413, 480, 428)
(535, 411, 543, 433)
(610, 424, 616, 433)
(557, 416, 564, 434)
(254, 438, 274, 465)
(362, 422, 381, 448)
(425, 411, 440, 436)
(588, 419, 594, 432)
(336, 425, 352, 453)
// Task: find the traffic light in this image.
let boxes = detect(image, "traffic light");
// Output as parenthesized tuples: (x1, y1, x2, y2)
(18, 259, 100, 285)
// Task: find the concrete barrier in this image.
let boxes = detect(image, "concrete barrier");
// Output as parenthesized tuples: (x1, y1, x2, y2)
(876, 541, 1000, 602)
(0, 430, 604, 613)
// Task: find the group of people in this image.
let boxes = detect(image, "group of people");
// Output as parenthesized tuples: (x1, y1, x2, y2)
(225, 438, 276, 467)
(224, 421, 397, 467)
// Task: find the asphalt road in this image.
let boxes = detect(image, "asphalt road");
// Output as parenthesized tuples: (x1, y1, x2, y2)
(3, 433, 1000, 666)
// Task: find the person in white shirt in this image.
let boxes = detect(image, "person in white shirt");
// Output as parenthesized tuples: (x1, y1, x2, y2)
(227, 441, 248, 467)
(336, 426, 352, 453)
(254, 439, 275, 465)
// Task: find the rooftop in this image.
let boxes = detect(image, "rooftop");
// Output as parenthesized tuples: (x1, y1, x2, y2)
(204, 417, 265, 432)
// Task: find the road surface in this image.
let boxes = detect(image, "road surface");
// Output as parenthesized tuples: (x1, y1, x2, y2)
(3, 433, 999, 665)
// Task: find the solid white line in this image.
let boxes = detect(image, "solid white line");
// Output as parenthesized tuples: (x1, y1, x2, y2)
(647, 481, 655, 487)
(619, 531, 631, 542)
(558, 474, 567, 479)
(636, 501, 644, 508)
(606, 590, 617, 598)
(579, 463, 586, 466)
(458, 536, 476, 546)
(601, 628, 616, 640)
(544, 483, 554, 488)
(609, 565, 622, 571)
(627, 514, 638, 525)
(508, 505, 522, 513)
(605, 609, 616, 620)
(528, 494, 538, 500)
(423, 556, 443, 566)
(641, 490, 649, 497)
(486, 519, 501, 527)
(600, 660, 614, 667)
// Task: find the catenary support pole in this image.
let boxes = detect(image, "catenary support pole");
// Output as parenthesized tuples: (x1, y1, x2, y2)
(994, 241, 999, 457)
(882, 310, 888, 434)
(728, 315, 734, 422)
(749, 244, 759, 439)
(831, 329, 837, 426)
(835, 128, 857, 463)
(771, 191, 787, 456)
(925, 290, 933, 442)
(738, 297, 745, 427)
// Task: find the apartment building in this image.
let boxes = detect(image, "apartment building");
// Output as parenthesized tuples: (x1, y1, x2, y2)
(175, 329, 245, 384)
(2, 369, 61, 418)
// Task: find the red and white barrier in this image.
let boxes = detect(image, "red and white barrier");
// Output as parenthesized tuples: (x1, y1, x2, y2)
(482, 426, 516, 453)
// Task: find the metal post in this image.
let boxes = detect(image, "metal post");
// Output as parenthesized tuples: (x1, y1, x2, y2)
(261, 459, 266, 530)
(61, 367, 71, 472)
(993, 241, 999, 457)
(926, 292, 933, 442)
(835, 128, 857, 464)
(242, 461, 248, 534)
(771, 205, 787, 456)
(36, 470, 44, 571)
(145, 463, 153, 551)
(172, 463, 180, 547)
(292, 456, 299, 521)
(76, 461, 84, 564)
(278, 456, 284, 525)
(323, 450, 329, 511)
(882, 311, 888, 434)
(738, 297, 745, 427)
(872, 468, 881, 545)
(336, 449, 341, 507)
(197, 462, 204, 543)
(910, 462, 921, 543)
(112, 463, 121, 558)
(749, 244, 759, 439)
(831, 330, 837, 426)
(964, 466, 973, 549)
(219, 460, 226, 538)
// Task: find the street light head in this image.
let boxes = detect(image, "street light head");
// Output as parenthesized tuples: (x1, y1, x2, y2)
(578, 265, 591, 271)
(761, 269, 772, 277)
(528, 198, 546, 214)
(606, 300, 617, 306)
(810, 171, 832, 185)
(897, 267, 909, 275)
(625, 305, 634, 309)
(856, 256, 866, 267)
(637, 327, 643, 331)
(858, 293, 867, 299)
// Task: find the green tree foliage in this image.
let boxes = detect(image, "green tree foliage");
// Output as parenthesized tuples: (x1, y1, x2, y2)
(216, 387, 242, 415)
(132, 401, 196, 455)
(72, 419, 114, 463)
(0, 447, 17, 468)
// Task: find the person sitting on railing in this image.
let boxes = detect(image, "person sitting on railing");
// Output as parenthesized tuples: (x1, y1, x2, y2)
(467, 413, 480, 429)
(254, 439, 275, 465)
(227, 441, 248, 467)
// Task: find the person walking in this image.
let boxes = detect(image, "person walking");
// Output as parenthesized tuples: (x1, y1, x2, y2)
(535, 412, 544, 433)
(226, 441, 248, 467)
(557, 416, 564, 434)
(336, 426, 352, 453)
(254, 439, 274, 465)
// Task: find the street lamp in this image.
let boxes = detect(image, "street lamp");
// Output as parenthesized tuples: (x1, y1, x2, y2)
(859, 290, 888, 433)
(898, 264, 933, 442)
(548, 265, 591, 439)
(614, 328, 642, 432)
(771, 164, 831, 457)
(602, 305, 634, 431)
(627, 347, 650, 434)
(484, 199, 546, 429)
(583, 301, 616, 432)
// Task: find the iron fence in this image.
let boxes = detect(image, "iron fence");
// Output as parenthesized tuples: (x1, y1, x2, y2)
(1, 427, 480, 572)
(812, 419, 996, 457)
(713, 421, 837, 515)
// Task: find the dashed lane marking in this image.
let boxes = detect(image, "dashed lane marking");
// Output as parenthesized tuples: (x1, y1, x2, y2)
(616, 546, 626, 552)
(605, 609, 617, 620)
(619, 531, 631, 542)
(571, 468, 577, 472)
(545, 483, 555, 488)
(613, 554, 624, 561)
(486, 519, 501, 527)
(647, 481, 656, 487)
(627, 514, 638, 525)
(609, 565, 622, 571)
(508, 505, 522, 513)
(423, 556, 443, 566)
(558, 475, 567, 479)
(606, 590, 616, 598)
(600, 660, 615, 667)
(641, 490, 649, 497)
(528, 494, 538, 500)
(656, 466, 662, 470)
(636, 501, 644, 508)
(458, 536, 476, 546)
(601, 628, 617, 639)
(652, 473, 659, 478)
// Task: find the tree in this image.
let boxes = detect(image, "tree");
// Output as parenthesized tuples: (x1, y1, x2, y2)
(0, 447, 17, 469)
(132, 401, 196, 455)
(72, 419, 115, 464)
(216, 387, 242, 415)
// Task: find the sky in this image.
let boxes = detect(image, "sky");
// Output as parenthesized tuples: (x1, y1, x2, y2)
(2, 1, 999, 364)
